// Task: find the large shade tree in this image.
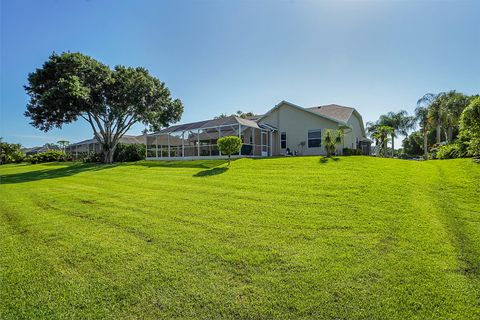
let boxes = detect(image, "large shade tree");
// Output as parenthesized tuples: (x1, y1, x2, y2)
(25, 52, 183, 163)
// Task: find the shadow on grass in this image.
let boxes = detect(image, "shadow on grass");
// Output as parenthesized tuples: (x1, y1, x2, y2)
(0, 162, 116, 184)
(319, 156, 340, 164)
(193, 166, 229, 177)
(129, 159, 233, 169)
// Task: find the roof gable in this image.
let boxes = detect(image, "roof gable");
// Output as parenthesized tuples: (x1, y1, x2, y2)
(307, 104, 355, 123)
(258, 100, 349, 125)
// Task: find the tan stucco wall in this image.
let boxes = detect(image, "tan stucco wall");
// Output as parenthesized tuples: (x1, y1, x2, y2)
(343, 112, 365, 150)
(259, 103, 342, 156)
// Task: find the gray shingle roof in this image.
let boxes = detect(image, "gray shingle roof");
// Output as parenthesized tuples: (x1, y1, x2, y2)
(68, 135, 143, 147)
(307, 104, 355, 123)
(155, 115, 270, 134)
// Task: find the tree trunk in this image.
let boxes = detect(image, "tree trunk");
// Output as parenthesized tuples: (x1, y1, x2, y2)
(436, 124, 441, 144)
(102, 141, 117, 164)
(423, 130, 428, 160)
(228, 154, 231, 166)
(391, 133, 395, 157)
(447, 126, 453, 143)
(103, 148, 115, 164)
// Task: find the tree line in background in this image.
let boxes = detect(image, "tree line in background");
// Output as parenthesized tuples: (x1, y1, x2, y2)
(367, 90, 479, 160)
(214, 110, 256, 119)
(0, 138, 146, 165)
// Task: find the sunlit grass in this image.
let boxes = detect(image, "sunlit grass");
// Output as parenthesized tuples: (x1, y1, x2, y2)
(1, 157, 479, 319)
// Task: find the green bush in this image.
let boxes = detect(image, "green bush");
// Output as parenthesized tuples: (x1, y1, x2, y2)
(402, 131, 424, 157)
(82, 152, 103, 163)
(342, 148, 363, 156)
(436, 143, 463, 160)
(114, 143, 146, 162)
(459, 97, 480, 159)
(0, 142, 25, 164)
(28, 150, 65, 164)
(217, 136, 242, 165)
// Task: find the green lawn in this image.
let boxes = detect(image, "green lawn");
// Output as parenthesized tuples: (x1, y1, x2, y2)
(1, 156, 479, 319)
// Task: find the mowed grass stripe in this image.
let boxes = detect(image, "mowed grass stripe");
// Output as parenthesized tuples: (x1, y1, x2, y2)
(1, 157, 479, 319)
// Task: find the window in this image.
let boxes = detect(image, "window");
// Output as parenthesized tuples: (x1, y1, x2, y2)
(308, 129, 321, 148)
(281, 132, 287, 149)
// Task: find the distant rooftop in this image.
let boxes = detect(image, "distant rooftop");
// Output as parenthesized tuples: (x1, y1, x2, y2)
(69, 134, 143, 146)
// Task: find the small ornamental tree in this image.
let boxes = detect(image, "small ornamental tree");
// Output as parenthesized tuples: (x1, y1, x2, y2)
(217, 136, 242, 165)
(24, 52, 183, 163)
(323, 129, 344, 157)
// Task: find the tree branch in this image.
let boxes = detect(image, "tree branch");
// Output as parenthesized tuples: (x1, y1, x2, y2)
(112, 116, 137, 145)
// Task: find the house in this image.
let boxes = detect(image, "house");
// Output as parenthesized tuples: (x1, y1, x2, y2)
(23, 144, 61, 156)
(146, 100, 371, 159)
(65, 135, 144, 156)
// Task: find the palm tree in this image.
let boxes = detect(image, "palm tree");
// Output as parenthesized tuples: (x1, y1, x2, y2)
(366, 121, 380, 145)
(441, 91, 470, 142)
(379, 110, 416, 157)
(427, 95, 446, 144)
(57, 140, 70, 153)
(323, 129, 344, 157)
(372, 125, 394, 157)
(414, 106, 429, 159)
(335, 128, 344, 155)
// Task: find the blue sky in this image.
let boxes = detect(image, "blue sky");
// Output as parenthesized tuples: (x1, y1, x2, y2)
(1, 0, 479, 147)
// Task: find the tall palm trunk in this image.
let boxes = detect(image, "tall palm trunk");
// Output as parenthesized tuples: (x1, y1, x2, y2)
(436, 124, 441, 144)
(391, 133, 395, 157)
(447, 126, 453, 143)
(423, 130, 428, 159)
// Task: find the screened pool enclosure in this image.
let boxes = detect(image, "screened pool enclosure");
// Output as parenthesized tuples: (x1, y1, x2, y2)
(146, 116, 277, 160)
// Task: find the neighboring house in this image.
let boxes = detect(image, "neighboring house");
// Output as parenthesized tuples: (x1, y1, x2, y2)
(65, 135, 144, 155)
(23, 145, 60, 156)
(146, 100, 371, 160)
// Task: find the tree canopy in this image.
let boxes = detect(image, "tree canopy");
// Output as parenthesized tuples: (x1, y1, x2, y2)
(0, 141, 24, 164)
(214, 110, 255, 119)
(25, 52, 183, 163)
(217, 136, 242, 165)
(400, 91, 479, 159)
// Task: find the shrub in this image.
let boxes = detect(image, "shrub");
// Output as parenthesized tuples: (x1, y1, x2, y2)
(114, 143, 146, 162)
(436, 143, 462, 160)
(0, 142, 25, 164)
(27, 150, 65, 164)
(342, 148, 363, 156)
(402, 131, 424, 157)
(217, 136, 242, 165)
(459, 97, 480, 159)
(82, 152, 103, 163)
